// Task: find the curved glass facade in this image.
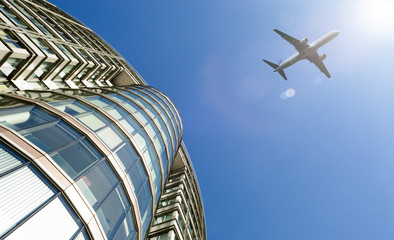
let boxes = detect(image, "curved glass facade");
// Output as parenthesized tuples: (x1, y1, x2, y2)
(0, 85, 184, 239)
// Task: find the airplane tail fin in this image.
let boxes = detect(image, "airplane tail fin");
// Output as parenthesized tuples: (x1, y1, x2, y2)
(263, 59, 287, 80)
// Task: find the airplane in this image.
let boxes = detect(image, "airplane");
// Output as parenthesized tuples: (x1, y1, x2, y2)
(263, 29, 340, 80)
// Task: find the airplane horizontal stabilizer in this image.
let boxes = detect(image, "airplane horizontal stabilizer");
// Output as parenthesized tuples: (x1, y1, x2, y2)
(277, 69, 287, 80)
(263, 59, 287, 80)
(263, 59, 279, 69)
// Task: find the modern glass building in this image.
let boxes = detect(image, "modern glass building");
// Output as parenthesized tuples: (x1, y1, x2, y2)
(0, 0, 206, 240)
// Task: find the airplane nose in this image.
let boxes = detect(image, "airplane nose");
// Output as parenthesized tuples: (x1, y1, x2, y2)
(332, 30, 340, 36)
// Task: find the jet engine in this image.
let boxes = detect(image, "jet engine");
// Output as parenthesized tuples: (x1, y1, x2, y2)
(318, 54, 327, 61)
(300, 38, 308, 44)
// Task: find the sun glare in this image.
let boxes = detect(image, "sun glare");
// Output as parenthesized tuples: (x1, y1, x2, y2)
(354, 0, 394, 33)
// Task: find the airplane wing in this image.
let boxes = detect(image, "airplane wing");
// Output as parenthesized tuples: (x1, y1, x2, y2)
(273, 29, 309, 52)
(306, 53, 331, 78)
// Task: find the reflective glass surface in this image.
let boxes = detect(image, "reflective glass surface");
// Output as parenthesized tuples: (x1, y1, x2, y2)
(96, 184, 131, 239)
(106, 93, 162, 200)
(50, 138, 103, 179)
(76, 160, 119, 210)
(0, 141, 87, 239)
(113, 211, 136, 240)
(126, 90, 171, 169)
(47, 94, 152, 236)
(136, 87, 181, 138)
(0, 105, 103, 179)
(132, 89, 178, 148)
(123, 90, 174, 159)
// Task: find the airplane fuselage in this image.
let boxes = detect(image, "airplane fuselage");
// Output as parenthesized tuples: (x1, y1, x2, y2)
(274, 30, 339, 72)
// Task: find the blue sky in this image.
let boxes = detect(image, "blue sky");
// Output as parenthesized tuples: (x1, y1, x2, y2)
(51, 0, 394, 239)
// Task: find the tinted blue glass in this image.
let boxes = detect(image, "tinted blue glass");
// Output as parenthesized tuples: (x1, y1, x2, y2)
(148, 88, 181, 129)
(105, 105, 129, 120)
(153, 161, 162, 204)
(0, 106, 57, 130)
(50, 99, 91, 116)
(122, 91, 146, 108)
(119, 92, 140, 112)
(76, 160, 119, 209)
(84, 96, 114, 108)
(76, 111, 109, 132)
(161, 149, 168, 180)
(106, 94, 129, 104)
(139, 87, 181, 139)
(96, 185, 130, 239)
(137, 181, 152, 214)
(129, 90, 175, 157)
(141, 202, 152, 239)
(152, 112, 172, 157)
(21, 120, 82, 152)
(120, 116, 142, 135)
(113, 141, 139, 172)
(132, 90, 175, 137)
(113, 211, 136, 240)
(50, 138, 103, 179)
(127, 160, 147, 195)
(138, 182, 152, 239)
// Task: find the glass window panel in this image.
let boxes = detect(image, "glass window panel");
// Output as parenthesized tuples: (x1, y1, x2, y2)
(141, 88, 181, 135)
(6, 196, 83, 240)
(154, 212, 173, 224)
(96, 185, 130, 239)
(144, 105, 157, 117)
(105, 106, 128, 120)
(137, 89, 179, 141)
(153, 136, 164, 154)
(113, 141, 139, 172)
(145, 122, 156, 139)
(133, 132, 149, 152)
(77, 112, 107, 131)
(143, 146, 154, 170)
(125, 92, 145, 107)
(137, 181, 152, 218)
(153, 115, 172, 157)
(120, 117, 141, 135)
(134, 177, 152, 239)
(50, 100, 90, 116)
(141, 199, 152, 239)
(0, 165, 57, 236)
(56, 64, 75, 80)
(20, 120, 81, 153)
(107, 94, 128, 104)
(50, 138, 103, 179)
(148, 144, 158, 166)
(153, 164, 162, 204)
(0, 142, 26, 175)
(161, 150, 168, 178)
(0, 57, 23, 77)
(76, 161, 119, 210)
(120, 102, 138, 113)
(127, 160, 147, 195)
(113, 211, 136, 240)
(96, 125, 124, 150)
(0, 106, 56, 130)
(150, 232, 169, 240)
(135, 111, 148, 125)
(85, 96, 113, 108)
